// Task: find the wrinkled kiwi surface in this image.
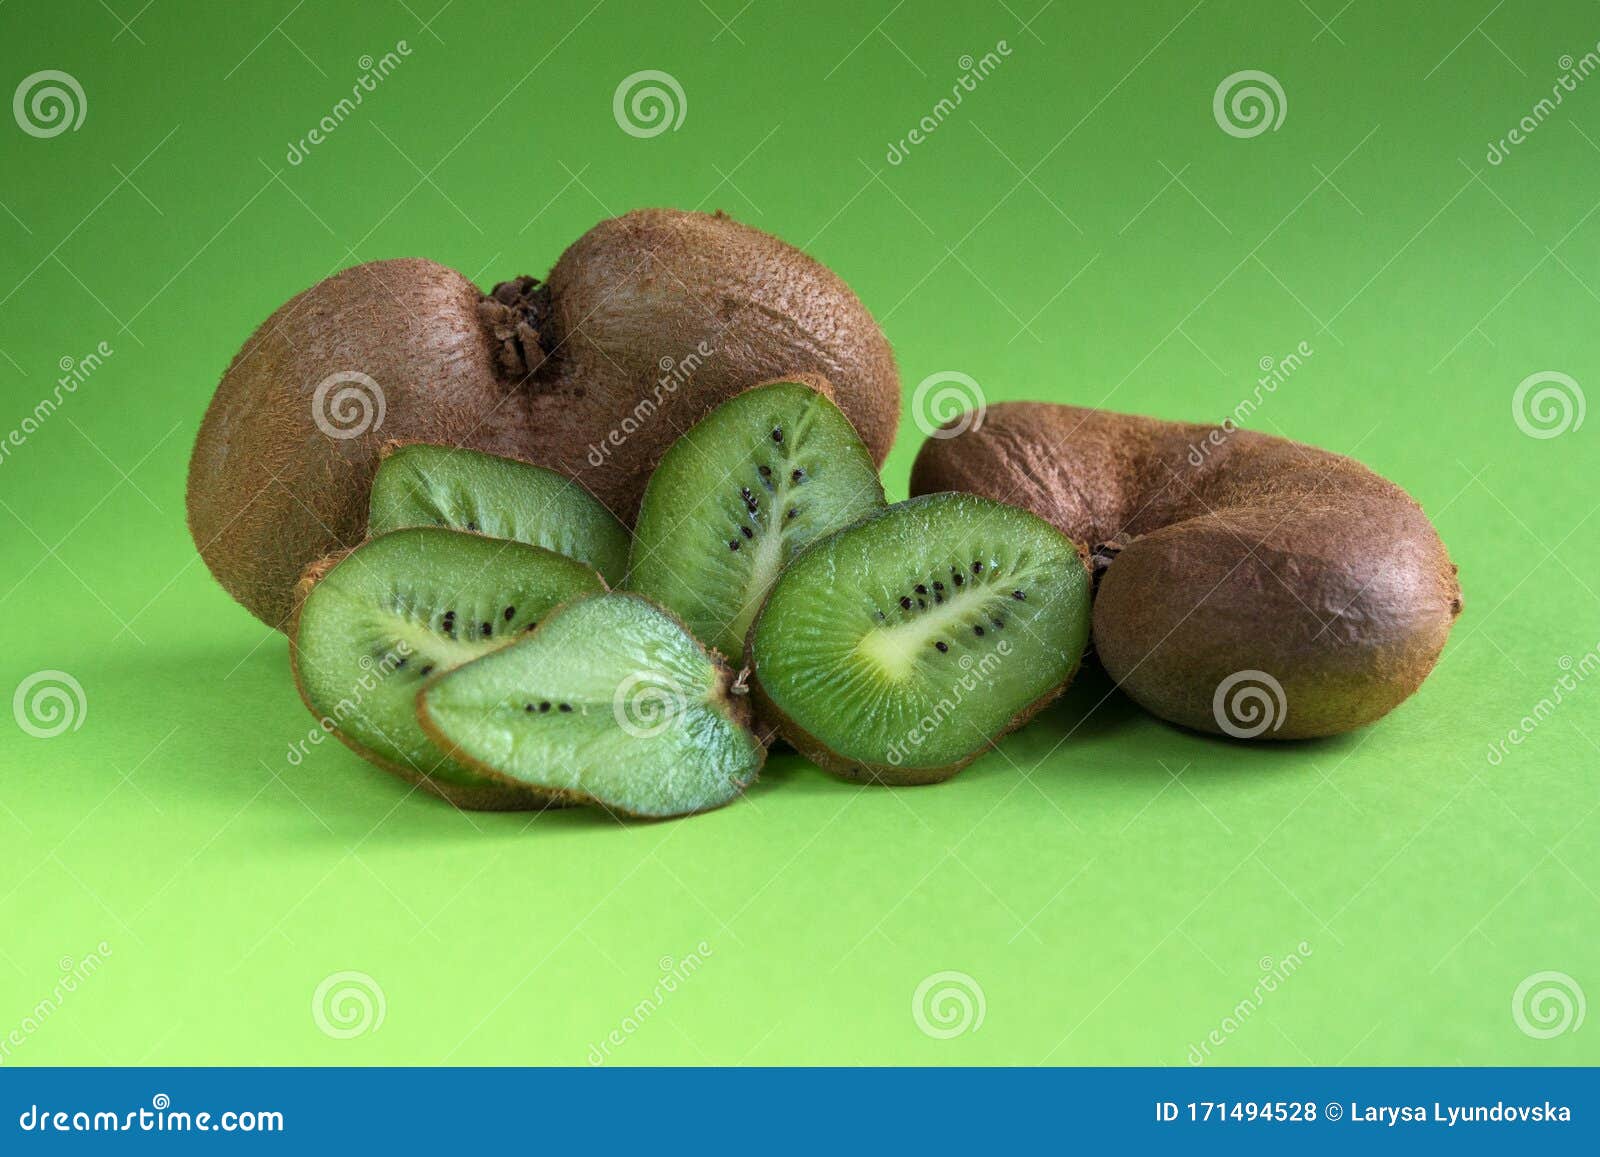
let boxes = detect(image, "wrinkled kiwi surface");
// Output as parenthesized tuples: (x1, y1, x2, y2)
(627, 378, 886, 661)
(419, 593, 764, 818)
(910, 403, 1462, 739)
(750, 493, 1092, 784)
(369, 442, 629, 585)
(188, 208, 900, 629)
(291, 527, 605, 809)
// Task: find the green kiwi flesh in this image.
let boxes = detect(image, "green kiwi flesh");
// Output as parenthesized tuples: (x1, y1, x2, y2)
(626, 380, 886, 661)
(369, 443, 629, 585)
(291, 527, 605, 808)
(750, 493, 1092, 784)
(418, 593, 764, 818)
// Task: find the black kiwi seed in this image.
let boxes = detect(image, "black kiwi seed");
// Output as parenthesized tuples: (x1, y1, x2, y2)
(915, 584, 928, 595)
(917, 597, 927, 609)
(558, 703, 573, 712)
(786, 507, 798, 520)
(972, 561, 984, 574)
(952, 571, 964, 587)
(466, 521, 480, 532)
(933, 581, 944, 591)
(394, 655, 408, 669)
(524, 621, 538, 632)
(900, 596, 912, 609)
(973, 625, 985, 636)
(524, 703, 536, 713)
(991, 617, 1004, 629)
(791, 468, 804, 482)
(758, 465, 772, 476)
(934, 593, 943, 604)
(771, 428, 783, 442)
(441, 610, 456, 634)
(504, 606, 515, 621)
(935, 641, 949, 653)
(539, 701, 550, 712)
(1012, 590, 1026, 600)
(481, 621, 492, 637)
(741, 526, 754, 538)
(729, 540, 741, 551)
(419, 664, 435, 677)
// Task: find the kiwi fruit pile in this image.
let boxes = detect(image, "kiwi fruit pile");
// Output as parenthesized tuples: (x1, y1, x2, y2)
(192, 208, 1460, 820)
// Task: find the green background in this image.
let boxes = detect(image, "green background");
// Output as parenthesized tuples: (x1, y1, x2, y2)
(2, 0, 1596, 1065)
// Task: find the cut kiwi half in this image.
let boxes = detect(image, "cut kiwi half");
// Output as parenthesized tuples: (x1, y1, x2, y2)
(749, 493, 1092, 784)
(369, 442, 629, 585)
(627, 379, 886, 661)
(291, 527, 606, 809)
(418, 593, 764, 819)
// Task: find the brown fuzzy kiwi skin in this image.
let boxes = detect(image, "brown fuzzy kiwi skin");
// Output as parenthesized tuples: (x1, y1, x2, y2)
(286, 549, 570, 813)
(188, 209, 899, 631)
(910, 402, 1463, 739)
(416, 593, 766, 821)
(190, 259, 530, 631)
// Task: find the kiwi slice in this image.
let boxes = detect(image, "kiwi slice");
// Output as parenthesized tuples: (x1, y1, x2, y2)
(418, 593, 764, 818)
(369, 443, 629, 585)
(750, 493, 1092, 784)
(627, 380, 886, 661)
(291, 527, 606, 809)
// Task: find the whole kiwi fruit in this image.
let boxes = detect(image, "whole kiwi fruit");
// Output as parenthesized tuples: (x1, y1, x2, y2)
(910, 403, 1462, 739)
(188, 208, 900, 629)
